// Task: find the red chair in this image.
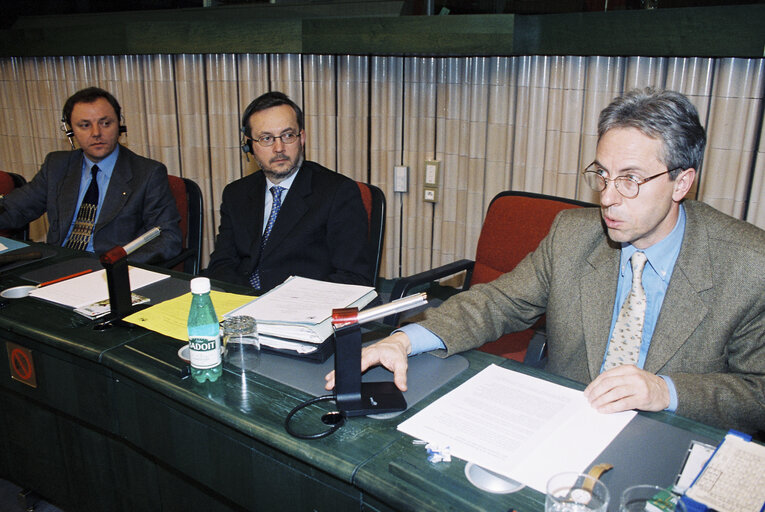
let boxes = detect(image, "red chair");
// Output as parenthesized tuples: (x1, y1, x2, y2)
(0, 171, 30, 240)
(163, 175, 203, 275)
(386, 191, 595, 364)
(356, 181, 386, 289)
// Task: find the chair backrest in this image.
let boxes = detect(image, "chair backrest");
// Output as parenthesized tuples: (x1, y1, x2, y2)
(472, 191, 596, 362)
(356, 181, 386, 288)
(167, 175, 204, 275)
(471, 191, 594, 287)
(0, 171, 30, 240)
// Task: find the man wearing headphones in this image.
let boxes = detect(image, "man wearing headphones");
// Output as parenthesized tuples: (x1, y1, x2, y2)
(206, 91, 372, 293)
(0, 87, 181, 264)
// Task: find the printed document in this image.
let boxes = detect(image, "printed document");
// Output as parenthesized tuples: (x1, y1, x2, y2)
(397, 364, 636, 492)
(28, 267, 169, 309)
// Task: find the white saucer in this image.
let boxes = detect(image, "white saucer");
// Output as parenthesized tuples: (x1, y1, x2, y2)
(464, 462, 525, 494)
(0, 285, 36, 299)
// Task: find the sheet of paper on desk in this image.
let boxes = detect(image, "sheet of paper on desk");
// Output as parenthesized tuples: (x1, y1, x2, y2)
(28, 267, 170, 309)
(397, 364, 636, 493)
(122, 290, 254, 341)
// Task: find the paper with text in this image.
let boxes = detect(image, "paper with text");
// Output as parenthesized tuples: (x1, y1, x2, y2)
(397, 364, 636, 492)
(28, 267, 169, 309)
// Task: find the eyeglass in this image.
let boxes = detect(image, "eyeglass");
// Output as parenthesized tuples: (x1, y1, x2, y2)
(582, 162, 681, 199)
(252, 131, 301, 148)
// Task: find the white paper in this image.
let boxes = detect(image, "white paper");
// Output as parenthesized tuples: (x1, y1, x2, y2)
(226, 276, 376, 325)
(397, 364, 636, 492)
(29, 267, 169, 309)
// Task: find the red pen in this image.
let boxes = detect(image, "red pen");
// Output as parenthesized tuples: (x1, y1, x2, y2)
(36, 269, 94, 288)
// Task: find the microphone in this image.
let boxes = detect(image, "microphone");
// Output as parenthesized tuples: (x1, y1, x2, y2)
(99, 227, 161, 265)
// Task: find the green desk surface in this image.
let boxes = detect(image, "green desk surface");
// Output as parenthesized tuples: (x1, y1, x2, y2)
(0, 246, 727, 512)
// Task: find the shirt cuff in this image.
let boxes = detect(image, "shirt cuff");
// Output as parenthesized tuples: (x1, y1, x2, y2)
(397, 323, 446, 355)
(660, 375, 678, 412)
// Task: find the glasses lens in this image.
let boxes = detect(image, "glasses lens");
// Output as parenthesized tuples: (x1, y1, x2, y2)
(616, 178, 639, 198)
(281, 133, 297, 143)
(257, 135, 274, 147)
(584, 171, 606, 192)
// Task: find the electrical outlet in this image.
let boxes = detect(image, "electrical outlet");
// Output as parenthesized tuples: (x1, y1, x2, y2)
(424, 160, 440, 186)
(423, 187, 438, 203)
(393, 165, 408, 193)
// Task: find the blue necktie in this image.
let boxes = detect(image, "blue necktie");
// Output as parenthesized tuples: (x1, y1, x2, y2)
(250, 185, 285, 289)
(66, 165, 100, 251)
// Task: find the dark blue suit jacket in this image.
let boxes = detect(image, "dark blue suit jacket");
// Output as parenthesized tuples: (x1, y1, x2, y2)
(0, 145, 182, 264)
(206, 161, 373, 292)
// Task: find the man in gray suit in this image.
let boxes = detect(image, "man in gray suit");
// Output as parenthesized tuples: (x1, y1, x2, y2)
(0, 87, 181, 264)
(326, 88, 765, 434)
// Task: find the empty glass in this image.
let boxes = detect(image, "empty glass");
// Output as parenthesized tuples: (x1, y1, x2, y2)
(620, 485, 677, 512)
(222, 316, 260, 374)
(546, 472, 610, 512)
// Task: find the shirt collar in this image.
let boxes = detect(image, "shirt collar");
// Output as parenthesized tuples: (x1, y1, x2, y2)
(82, 145, 119, 180)
(620, 203, 686, 283)
(265, 166, 300, 191)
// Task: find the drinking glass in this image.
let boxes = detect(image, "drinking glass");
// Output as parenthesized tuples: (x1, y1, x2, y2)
(222, 316, 260, 373)
(546, 472, 610, 512)
(620, 485, 676, 512)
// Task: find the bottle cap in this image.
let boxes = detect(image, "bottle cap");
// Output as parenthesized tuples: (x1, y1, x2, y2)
(190, 277, 211, 294)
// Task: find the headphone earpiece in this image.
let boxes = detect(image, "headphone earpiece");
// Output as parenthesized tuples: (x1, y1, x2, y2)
(119, 114, 127, 134)
(60, 116, 75, 149)
(240, 126, 252, 160)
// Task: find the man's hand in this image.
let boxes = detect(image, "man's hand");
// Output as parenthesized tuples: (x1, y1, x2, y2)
(583, 365, 670, 413)
(325, 331, 412, 392)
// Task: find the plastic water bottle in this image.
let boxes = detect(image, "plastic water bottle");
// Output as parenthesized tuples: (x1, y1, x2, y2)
(188, 277, 222, 383)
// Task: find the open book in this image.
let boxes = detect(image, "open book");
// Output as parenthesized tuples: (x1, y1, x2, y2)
(224, 276, 377, 345)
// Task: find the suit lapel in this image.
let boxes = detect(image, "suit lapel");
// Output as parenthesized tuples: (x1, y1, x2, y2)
(57, 151, 85, 236)
(247, 172, 267, 263)
(261, 166, 310, 259)
(96, 145, 132, 230)
(645, 204, 712, 372)
(581, 239, 621, 380)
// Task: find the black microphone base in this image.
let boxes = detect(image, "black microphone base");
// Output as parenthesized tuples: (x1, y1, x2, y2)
(338, 381, 407, 417)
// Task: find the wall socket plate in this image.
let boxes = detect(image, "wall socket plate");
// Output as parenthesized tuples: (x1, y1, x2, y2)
(393, 165, 408, 192)
(423, 186, 438, 203)
(424, 160, 440, 186)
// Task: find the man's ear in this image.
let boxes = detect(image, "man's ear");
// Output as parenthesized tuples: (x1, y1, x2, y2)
(672, 168, 696, 201)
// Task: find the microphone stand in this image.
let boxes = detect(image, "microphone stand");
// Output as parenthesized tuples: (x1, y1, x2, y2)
(95, 227, 161, 327)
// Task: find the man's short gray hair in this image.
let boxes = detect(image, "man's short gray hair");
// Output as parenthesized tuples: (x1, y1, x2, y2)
(598, 88, 706, 177)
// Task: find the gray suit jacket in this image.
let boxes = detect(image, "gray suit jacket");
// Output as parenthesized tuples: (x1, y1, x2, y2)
(0, 145, 182, 264)
(420, 200, 765, 433)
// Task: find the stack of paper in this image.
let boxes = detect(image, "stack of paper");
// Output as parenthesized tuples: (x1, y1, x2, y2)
(28, 267, 169, 310)
(224, 276, 377, 351)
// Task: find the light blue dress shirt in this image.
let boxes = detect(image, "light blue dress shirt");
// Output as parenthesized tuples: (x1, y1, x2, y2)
(403, 204, 688, 412)
(262, 169, 299, 233)
(63, 146, 119, 252)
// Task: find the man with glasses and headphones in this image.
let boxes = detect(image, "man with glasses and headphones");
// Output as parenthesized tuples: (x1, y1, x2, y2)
(0, 87, 181, 263)
(206, 91, 372, 293)
(326, 88, 765, 435)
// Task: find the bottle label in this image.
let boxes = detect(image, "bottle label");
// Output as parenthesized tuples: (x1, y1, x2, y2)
(189, 335, 221, 369)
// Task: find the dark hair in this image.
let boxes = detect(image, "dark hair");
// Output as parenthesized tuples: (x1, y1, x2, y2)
(62, 87, 122, 126)
(241, 91, 304, 138)
(598, 87, 706, 177)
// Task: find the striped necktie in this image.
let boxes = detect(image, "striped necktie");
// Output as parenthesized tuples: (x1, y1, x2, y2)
(65, 165, 100, 251)
(249, 185, 285, 290)
(602, 251, 648, 371)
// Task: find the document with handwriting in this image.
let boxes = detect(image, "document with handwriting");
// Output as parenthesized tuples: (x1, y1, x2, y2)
(397, 364, 636, 492)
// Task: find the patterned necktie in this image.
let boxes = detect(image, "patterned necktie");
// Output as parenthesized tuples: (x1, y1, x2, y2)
(602, 251, 648, 371)
(66, 165, 100, 251)
(249, 185, 285, 289)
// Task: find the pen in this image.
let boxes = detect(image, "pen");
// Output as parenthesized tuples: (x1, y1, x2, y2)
(37, 269, 93, 288)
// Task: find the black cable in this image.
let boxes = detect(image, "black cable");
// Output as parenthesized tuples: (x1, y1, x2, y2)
(284, 394, 345, 440)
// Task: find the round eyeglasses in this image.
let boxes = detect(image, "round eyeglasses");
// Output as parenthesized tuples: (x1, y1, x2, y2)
(582, 163, 681, 199)
(252, 131, 301, 147)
